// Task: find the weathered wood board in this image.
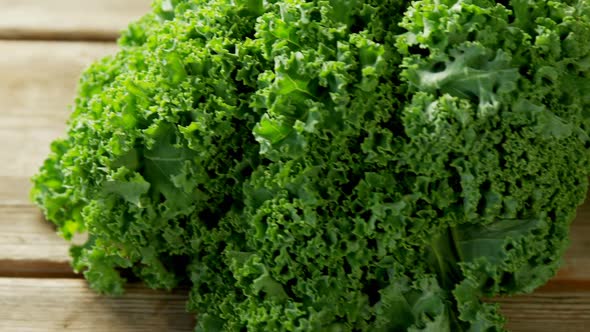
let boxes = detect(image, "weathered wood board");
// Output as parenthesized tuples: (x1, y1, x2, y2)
(0, 278, 193, 332)
(0, 0, 150, 40)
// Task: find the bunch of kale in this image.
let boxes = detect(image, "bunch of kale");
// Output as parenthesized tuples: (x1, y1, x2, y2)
(32, 0, 590, 330)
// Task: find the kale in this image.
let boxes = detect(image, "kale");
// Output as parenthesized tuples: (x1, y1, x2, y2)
(31, 0, 590, 330)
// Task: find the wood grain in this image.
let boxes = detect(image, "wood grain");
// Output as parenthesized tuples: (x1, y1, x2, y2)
(554, 200, 590, 283)
(0, 278, 193, 332)
(0, 178, 32, 206)
(0, 41, 117, 180)
(0, 0, 151, 41)
(0, 40, 117, 131)
(0, 206, 86, 277)
(497, 291, 590, 332)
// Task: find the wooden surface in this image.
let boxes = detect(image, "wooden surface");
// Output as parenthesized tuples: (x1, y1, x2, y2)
(0, 1, 589, 331)
(0, 0, 151, 40)
(497, 290, 590, 332)
(0, 279, 193, 332)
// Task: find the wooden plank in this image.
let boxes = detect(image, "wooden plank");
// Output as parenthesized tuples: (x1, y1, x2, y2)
(0, 0, 151, 41)
(498, 290, 590, 332)
(0, 206, 85, 277)
(0, 41, 117, 180)
(0, 178, 31, 206)
(554, 199, 590, 283)
(0, 41, 118, 130)
(0, 278, 193, 332)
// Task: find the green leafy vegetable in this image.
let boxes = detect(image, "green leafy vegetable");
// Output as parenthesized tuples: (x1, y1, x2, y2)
(31, 0, 590, 330)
